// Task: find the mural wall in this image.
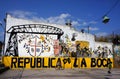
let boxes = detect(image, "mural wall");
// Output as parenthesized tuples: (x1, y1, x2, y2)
(4, 14, 113, 58)
(17, 33, 57, 56)
(93, 42, 113, 58)
(114, 45, 120, 56)
(114, 45, 120, 68)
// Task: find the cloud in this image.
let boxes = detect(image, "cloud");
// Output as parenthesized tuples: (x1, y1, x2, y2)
(59, 13, 71, 19)
(84, 27, 99, 31)
(47, 13, 70, 24)
(89, 21, 97, 24)
(95, 32, 108, 36)
(31, 17, 47, 23)
(72, 21, 80, 27)
(9, 10, 80, 26)
(82, 22, 88, 26)
(9, 10, 37, 19)
(9, 10, 98, 31)
(80, 21, 97, 27)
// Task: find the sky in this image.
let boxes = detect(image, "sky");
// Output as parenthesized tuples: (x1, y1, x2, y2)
(0, 0, 120, 41)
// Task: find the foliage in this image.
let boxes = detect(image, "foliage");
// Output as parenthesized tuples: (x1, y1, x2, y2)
(95, 34, 120, 45)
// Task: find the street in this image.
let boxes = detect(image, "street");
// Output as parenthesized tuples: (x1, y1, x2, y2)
(0, 68, 120, 79)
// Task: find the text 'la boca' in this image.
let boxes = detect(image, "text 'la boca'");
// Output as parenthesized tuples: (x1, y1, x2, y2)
(10, 57, 113, 68)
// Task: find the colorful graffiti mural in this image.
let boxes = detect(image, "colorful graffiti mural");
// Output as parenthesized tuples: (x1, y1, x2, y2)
(18, 33, 57, 56)
(114, 45, 120, 56)
(5, 32, 113, 58)
(4, 15, 113, 58)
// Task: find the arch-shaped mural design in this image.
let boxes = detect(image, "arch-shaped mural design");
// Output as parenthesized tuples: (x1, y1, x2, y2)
(5, 24, 64, 56)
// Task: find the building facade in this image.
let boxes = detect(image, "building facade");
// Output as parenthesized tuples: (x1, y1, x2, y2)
(3, 14, 113, 58)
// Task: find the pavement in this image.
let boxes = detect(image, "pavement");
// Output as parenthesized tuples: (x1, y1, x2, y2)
(0, 68, 120, 79)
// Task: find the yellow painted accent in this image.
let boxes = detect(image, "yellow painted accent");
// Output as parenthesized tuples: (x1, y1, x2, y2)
(2, 57, 114, 69)
(76, 41, 89, 48)
(40, 35, 45, 41)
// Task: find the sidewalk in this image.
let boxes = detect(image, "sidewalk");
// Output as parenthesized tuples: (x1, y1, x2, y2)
(0, 68, 120, 79)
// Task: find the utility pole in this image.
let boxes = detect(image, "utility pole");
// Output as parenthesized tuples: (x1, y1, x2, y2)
(0, 22, 4, 31)
(112, 31, 116, 67)
(0, 22, 5, 57)
(88, 26, 90, 33)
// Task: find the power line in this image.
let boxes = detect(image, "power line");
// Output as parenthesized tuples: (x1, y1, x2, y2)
(87, 0, 120, 32)
(104, 0, 120, 16)
(93, 0, 120, 23)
